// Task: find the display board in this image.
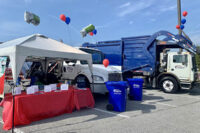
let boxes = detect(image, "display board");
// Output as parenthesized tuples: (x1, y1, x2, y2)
(0, 57, 7, 98)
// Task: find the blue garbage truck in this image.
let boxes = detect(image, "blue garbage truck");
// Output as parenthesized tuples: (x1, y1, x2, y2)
(82, 30, 198, 93)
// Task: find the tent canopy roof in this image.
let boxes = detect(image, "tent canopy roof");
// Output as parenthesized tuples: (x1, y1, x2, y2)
(0, 34, 93, 84)
(0, 34, 87, 55)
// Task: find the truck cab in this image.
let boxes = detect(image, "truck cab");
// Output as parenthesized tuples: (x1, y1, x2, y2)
(159, 51, 197, 92)
(61, 47, 122, 94)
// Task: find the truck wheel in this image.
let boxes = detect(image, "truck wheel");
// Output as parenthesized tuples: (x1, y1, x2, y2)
(76, 75, 90, 88)
(159, 76, 178, 93)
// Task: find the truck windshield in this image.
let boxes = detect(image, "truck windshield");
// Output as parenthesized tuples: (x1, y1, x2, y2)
(79, 48, 103, 64)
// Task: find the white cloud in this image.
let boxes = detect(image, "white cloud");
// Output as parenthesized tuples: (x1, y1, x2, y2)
(117, 0, 178, 17)
(0, 21, 28, 34)
(150, 18, 156, 22)
(119, 2, 131, 9)
(118, 0, 155, 17)
(96, 19, 124, 29)
(24, 0, 32, 4)
(190, 30, 200, 35)
(0, 21, 30, 42)
(129, 21, 133, 25)
(196, 24, 200, 29)
(191, 34, 200, 44)
(160, 5, 176, 12)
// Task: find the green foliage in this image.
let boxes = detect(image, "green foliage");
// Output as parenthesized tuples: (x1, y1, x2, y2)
(195, 46, 200, 71)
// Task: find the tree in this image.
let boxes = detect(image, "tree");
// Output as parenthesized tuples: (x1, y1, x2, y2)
(195, 46, 200, 71)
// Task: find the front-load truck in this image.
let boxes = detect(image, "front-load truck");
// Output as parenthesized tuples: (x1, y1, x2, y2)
(61, 47, 122, 94)
(82, 31, 198, 93)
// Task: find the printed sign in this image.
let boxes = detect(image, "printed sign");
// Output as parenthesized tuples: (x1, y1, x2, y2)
(32, 85, 39, 92)
(175, 65, 185, 69)
(49, 84, 57, 91)
(133, 84, 140, 88)
(67, 67, 74, 73)
(26, 86, 35, 94)
(61, 84, 69, 91)
(13, 87, 22, 95)
(113, 89, 122, 95)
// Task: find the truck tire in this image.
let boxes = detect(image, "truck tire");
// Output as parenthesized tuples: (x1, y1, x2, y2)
(159, 76, 178, 93)
(76, 75, 90, 88)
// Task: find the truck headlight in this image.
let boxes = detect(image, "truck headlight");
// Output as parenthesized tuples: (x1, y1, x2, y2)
(93, 75, 104, 82)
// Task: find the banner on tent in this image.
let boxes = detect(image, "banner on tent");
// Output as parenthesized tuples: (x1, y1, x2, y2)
(0, 57, 7, 97)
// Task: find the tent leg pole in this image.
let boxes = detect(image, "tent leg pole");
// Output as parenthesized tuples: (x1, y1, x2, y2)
(91, 74, 95, 97)
(44, 57, 47, 84)
(12, 94, 15, 133)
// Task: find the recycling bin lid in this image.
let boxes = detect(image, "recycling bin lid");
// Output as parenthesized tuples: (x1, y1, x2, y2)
(105, 81, 128, 87)
(127, 78, 144, 82)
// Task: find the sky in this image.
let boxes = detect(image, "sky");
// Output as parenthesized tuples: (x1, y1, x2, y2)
(0, 0, 200, 46)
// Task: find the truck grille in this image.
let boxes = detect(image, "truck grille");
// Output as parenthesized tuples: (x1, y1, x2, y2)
(108, 73, 122, 81)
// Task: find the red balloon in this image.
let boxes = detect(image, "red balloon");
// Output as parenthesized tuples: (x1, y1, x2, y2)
(60, 14, 66, 21)
(176, 25, 180, 29)
(183, 11, 188, 17)
(103, 59, 109, 68)
(89, 32, 94, 36)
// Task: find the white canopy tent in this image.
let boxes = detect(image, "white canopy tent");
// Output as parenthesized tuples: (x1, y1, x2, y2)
(0, 34, 93, 85)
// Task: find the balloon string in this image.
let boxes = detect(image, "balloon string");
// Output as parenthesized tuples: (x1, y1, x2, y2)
(67, 26, 72, 44)
(69, 24, 86, 44)
(69, 24, 80, 35)
(91, 37, 96, 43)
(93, 35, 97, 43)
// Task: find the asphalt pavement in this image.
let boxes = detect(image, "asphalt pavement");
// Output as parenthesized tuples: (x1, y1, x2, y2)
(1, 87, 200, 133)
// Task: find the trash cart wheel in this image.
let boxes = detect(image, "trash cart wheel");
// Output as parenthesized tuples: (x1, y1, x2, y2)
(106, 104, 114, 111)
(128, 94, 134, 100)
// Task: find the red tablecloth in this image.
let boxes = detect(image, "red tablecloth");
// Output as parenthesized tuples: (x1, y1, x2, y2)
(74, 88, 95, 110)
(0, 74, 5, 94)
(0, 87, 95, 130)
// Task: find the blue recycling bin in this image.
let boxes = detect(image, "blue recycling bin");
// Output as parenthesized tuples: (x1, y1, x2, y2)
(127, 78, 144, 101)
(105, 81, 128, 112)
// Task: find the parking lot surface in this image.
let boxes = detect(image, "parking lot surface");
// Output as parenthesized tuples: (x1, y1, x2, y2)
(1, 87, 200, 133)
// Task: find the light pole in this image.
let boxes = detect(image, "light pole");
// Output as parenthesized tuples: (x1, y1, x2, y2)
(177, 0, 182, 35)
(177, 0, 182, 52)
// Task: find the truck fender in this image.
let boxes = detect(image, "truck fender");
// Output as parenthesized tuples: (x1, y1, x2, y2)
(156, 72, 180, 88)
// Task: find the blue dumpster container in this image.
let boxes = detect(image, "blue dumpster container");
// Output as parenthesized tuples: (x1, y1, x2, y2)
(105, 81, 128, 112)
(127, 78, 144, 101)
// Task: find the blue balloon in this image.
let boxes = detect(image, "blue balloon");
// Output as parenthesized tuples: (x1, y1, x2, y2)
(180, 25, 184, 30)
(181, 19, 186, 24)
(93, 29, 97, 35)
(65, 17, 70, 24)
